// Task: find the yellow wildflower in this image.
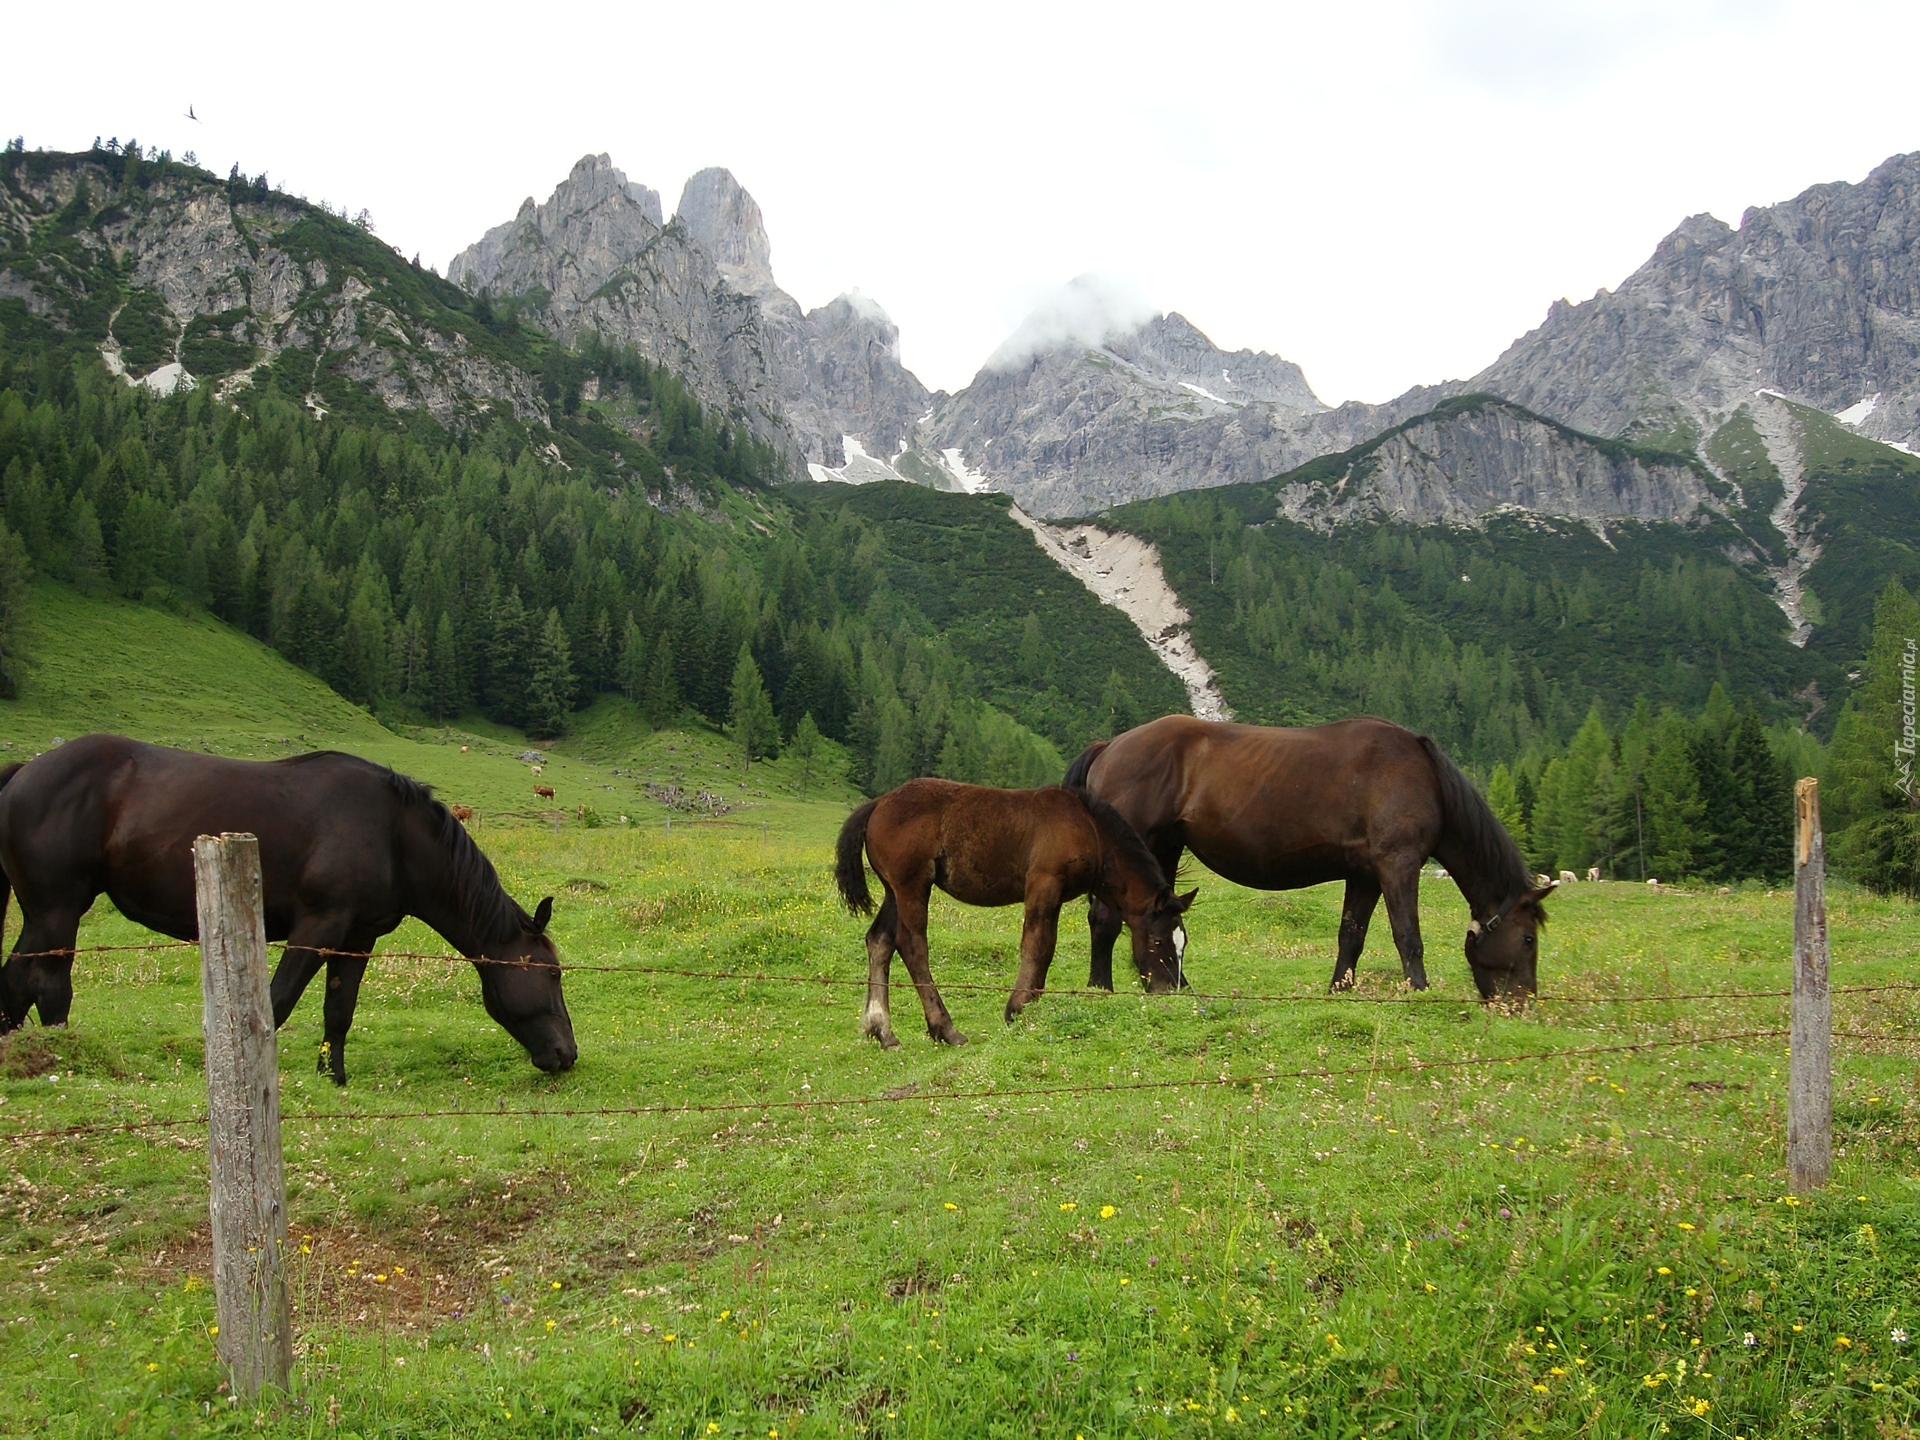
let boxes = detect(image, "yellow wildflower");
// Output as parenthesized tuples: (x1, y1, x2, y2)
(1101, 1205, 1117, 1219)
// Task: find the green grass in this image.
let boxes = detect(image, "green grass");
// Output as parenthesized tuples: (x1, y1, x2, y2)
(2, 587, 1918, 1438)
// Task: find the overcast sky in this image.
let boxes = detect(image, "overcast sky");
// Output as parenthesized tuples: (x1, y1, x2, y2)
(11, 0, 1919, 404)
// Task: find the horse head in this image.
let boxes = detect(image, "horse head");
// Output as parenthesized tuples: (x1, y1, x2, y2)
(1463, 883, 1555, 1000)
(1128, 887, 1198, 993)
(476, 895, 578, 1073)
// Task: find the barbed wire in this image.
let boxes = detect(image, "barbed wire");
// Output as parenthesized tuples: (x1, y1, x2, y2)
(8, 937, 1920, 1010)
(0, 1027, 1800, 1142)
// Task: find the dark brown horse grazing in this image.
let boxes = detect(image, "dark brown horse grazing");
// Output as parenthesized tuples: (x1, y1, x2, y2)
(0, 735, 577, 1084)
(834, 778, 1196, 1048)
(1064, 716, 1553, 1000)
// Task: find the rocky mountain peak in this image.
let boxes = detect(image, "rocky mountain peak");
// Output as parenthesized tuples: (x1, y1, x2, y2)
(448, 153, 662, 297)
(675, 167, 776, 296)
(1107, 312, 1327, 411)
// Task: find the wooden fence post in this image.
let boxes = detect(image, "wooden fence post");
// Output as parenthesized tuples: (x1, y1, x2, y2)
(195, 833, 293, 1399)
(1788, 778, 1831, 1193)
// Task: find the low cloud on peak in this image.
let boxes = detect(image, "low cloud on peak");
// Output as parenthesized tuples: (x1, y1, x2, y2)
(983, 275, 1159, 374)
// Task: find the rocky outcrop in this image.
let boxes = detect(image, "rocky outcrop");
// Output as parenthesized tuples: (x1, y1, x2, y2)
(1473, 151, 1920, 452)
(1, 153, 544, 426)
(448, 158, 929, 471)
(915, 310, 1454, 518)
(1274, 398, 1719, 533)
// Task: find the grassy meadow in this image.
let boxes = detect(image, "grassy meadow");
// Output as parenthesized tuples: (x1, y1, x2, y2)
(1, 585, 1918, 1438)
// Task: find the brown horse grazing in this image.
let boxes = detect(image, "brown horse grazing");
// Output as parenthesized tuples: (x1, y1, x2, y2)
(834, 778, 1196, 1048)
(1064, 716, 1553, 1000)
(0, 736, 577, 1084)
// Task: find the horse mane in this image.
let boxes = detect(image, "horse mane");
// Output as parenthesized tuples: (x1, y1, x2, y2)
(283, 753, 524, 944)
(381, 768, 529, 944)
(1417, 735, 1539, 917)
(1068, 786, 1168, 892)
(1062, 739, 1110, 791)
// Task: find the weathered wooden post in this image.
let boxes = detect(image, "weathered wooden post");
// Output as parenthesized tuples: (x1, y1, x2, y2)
(1788, 778, 1831, 1193)
(195, 833, 293, 1398)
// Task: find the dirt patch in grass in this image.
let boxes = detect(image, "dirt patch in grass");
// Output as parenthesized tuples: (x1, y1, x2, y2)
(128, 1221, 490, 1332)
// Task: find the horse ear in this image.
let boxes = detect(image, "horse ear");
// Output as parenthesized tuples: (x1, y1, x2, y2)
(531, 896, 553, 933)
(1531, 882, 1558, 903)
(1174, 888, 1199, 913)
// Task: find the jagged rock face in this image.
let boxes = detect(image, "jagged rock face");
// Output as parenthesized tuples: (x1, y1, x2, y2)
(919, 313, 1450, 518)
(1106, 313, 1324, 409)
(780, 293, 929, 464)
(448, 159, 927, 471)
(674, 168, 777, 297)
(447, 153, 663, 305)
(1, 156, 544, 426)
(1474, 151, 1920, 448)
(1276, 400, 1717, 532)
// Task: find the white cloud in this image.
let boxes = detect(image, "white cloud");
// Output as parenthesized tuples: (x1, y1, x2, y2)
(983, 275, 1158, 374)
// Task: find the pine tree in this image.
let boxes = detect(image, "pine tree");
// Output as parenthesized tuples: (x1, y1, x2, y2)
(1019, 611, 1043, 682)
(728, 643, 779, 768)
(1099, 667, 1139, 736)
(526, 608, 576, 736)
(1690, 726, 1741, 880)
(429, 612, 460, 721)
(791, 711, 822, 798)
(1487, 764, 1524, 838)
(1827, 579, 1920, 893)
(616, 618, 645, 704)
(1729, 708, 1792, 880)
(489, 587, 531, 726)
(1643, 712, 1704, 879)
(0, 519, 32, 699)
(642, 633, 679, 726)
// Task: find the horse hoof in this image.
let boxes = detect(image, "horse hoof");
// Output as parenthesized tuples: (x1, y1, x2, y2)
(936, 1029, 968, 1047)
(875, 1032, 901, 1050)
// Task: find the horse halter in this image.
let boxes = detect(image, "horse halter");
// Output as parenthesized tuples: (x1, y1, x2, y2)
(1468, 892, 1527, 937)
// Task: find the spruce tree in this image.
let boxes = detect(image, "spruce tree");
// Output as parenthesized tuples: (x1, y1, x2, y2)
(0, 519, 32, 699)
(643, 634, 679, 726)
(616, 618, 645, 704)
(527, 608, 576, 736)
(791, 711, 822, 798)
(429, 612, 460, 721)
(728, 643, 779, 768)
(1643, 713, 1704, 879)
(489, 586, 531, 727)
(1729, 708, 1792, 880)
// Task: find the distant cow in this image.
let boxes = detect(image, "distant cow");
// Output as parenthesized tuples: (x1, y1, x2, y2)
(449, 804, 474, 823)
(534, 785, 555, 801)
(1586, 866, 1600, 883)
(1558, 869, 1578, 885)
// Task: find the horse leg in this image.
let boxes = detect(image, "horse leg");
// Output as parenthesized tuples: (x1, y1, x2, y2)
(861, 889, 902, 1050)
(895, 886, 965, 1046)
(319, 950, 373, 1086)
(4, 904, 86, 1029)
(1086, 894, 1123, 991)
(1378, 865, 1429, 991)
(1006, 893, 1062, 1022)
(1329, 876, 1381, 992)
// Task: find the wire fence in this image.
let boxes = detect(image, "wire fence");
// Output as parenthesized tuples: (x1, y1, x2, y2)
(7, 936, 1920, 1009)
(3, 937, 1911, 1148)
(0, 1026, 1809, 1142)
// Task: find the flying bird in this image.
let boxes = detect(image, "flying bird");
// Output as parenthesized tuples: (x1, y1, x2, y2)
(184, 105, 200, 122)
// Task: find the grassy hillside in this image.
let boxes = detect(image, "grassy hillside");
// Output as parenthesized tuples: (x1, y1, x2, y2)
(0, 580, 862, 829)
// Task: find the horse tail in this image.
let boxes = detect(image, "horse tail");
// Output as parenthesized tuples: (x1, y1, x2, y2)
(0, 762, 21, 945)
(1062, 739, 1110, 792)
(834, 799, 880, 915)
